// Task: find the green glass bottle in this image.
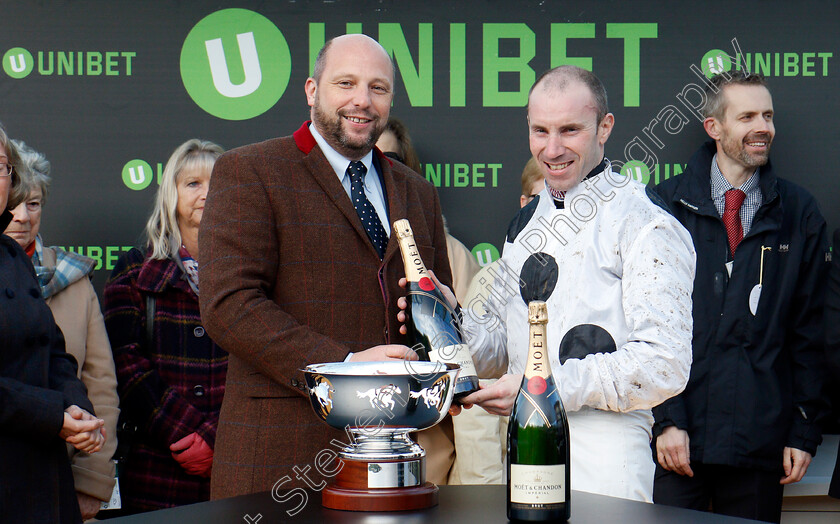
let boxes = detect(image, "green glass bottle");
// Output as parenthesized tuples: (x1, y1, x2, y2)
(394, 219, 479, 400)
(507, 301, 570, 521)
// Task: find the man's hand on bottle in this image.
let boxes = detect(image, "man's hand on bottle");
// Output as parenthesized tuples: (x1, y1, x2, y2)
(656, 426, 694, 477)
(396, 270, 458, 335)
(349, 345, 418, 362)
(450, 373, 521, 417)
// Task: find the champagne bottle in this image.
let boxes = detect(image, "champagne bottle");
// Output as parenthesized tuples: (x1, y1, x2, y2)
(507, 301, 570, 522)
(394, 219, 479, 399)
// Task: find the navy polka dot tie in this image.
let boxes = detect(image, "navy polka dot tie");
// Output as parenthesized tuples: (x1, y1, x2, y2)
(348, 161, 387, 259)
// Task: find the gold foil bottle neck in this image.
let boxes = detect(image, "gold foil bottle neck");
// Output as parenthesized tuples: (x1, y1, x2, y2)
(528, 301, 548, 324)
(393, 219, 413, 240)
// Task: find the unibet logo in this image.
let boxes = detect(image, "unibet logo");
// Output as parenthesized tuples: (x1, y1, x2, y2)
(621, 160, 651, 185)
(472, 243, 500, 267)
(701, 49, 733, 78)
(122, 160, 155, 191)
(3, 47, 34, 78)
(181, 8, 291, 121)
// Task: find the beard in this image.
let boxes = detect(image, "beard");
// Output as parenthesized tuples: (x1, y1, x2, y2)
(312, 100, 384, 159)
(721, 131, 772, 168)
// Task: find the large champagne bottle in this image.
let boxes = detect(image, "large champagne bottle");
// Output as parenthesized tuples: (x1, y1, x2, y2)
(507, 301, 570, 521)
(394, 219, 479, 399)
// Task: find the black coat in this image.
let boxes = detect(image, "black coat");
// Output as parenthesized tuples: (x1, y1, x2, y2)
(0, 210, 94, 523)
(652, 142, 828, 472)
(824, 228, 840, 498)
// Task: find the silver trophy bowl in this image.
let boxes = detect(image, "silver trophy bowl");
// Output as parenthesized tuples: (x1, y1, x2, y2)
(303, 361, 460, 461)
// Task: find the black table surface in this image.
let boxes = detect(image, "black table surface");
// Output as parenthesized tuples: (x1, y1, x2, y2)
(107, 485, 759, 523)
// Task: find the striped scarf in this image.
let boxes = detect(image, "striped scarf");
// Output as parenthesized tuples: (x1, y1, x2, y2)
(31, 236, 95, 299)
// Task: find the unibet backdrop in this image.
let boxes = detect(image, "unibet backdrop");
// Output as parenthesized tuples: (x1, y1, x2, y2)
(1, 0, 838, 293)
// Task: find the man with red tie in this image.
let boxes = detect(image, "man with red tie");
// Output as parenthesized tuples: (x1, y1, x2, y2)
(652, 72, 829, 523)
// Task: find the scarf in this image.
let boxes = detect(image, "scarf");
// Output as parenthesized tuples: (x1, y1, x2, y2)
(177, 245, 199, 296)
(31, 236, 96, 299)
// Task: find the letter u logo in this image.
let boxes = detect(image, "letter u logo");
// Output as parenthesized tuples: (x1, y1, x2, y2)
(706, 56, 725, 75)
(205, 32, 262, 98)
(8, 54, 27, 73)
(475, 249, 493, 266)
(128, 165, 146, 185)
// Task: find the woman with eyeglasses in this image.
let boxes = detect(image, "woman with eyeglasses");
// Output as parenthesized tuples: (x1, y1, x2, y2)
(0, 125, 106, 523)
(102, 139, 228, 513)
(4, 140, 120, 520)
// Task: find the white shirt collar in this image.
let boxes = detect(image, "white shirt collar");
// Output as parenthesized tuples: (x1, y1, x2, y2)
(308, 122, 374, 181)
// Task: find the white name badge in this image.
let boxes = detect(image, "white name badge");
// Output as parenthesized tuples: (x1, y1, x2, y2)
(99, 477, 122, 510)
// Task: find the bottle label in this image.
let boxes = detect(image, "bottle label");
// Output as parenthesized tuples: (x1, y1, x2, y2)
(510, 464, 566, 504)
(523, 324, 551, 380)
(429, 344, 478, 378)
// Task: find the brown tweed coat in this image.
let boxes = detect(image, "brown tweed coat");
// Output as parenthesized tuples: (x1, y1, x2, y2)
(199, 122, 452, 499)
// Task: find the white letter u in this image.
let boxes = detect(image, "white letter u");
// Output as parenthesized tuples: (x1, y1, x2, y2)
(128, 166, 146, 185)
(204, 32, 262, 98)
(9, 54, 27, 73)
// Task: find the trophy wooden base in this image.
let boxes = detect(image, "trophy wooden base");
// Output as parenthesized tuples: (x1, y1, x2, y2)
(322, 482, 439, 512)
(320, 456, 438, 511)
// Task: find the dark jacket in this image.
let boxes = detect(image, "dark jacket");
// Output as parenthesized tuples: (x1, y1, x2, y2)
(0, 210, 94, 524)
(824, 228, 840, 498)
(103, 247, 227, 511)
(652, 141, 828, 472)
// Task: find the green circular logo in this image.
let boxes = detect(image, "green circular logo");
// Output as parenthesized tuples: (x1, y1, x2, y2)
(122, 160, 154, 191)
(180, 9, 291, 121)
(701, 49, 732, 78)
(621, 160, 650, 185)
(471, 242, 500, 267)
(3, 47, 34, 79)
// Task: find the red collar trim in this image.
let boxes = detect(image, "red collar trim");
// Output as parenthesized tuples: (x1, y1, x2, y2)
(293, 120, 394, 168)
(293, 121, 317, 154)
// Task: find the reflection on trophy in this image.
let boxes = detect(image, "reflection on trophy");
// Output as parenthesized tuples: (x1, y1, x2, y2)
(303, 361, 460, 511)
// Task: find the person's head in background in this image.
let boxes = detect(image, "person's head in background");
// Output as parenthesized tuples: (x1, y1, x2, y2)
(520, 157, 545, 208)
(4, 140, 50, 252)
(0, 123, 27, 214)
(376, 117, 422, 173)
(146, 138, 224, 261)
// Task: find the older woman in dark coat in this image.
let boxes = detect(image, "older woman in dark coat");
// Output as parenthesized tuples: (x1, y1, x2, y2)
(103, 139, 227, 512)
(0, 125, 105, 522)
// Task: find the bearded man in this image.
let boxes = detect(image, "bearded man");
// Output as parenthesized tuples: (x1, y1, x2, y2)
(652, 73, 829, 523)
(199, 34, 452, 498)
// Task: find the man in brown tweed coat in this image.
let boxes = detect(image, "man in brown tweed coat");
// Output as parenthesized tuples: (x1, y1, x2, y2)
(199, 34, 454, 499)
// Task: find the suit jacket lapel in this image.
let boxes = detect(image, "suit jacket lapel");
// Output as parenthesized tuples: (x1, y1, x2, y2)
(295, 123, 384, 260)
(379, 150, 408, 265)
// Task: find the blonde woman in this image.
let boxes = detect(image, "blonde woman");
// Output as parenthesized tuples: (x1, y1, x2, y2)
(103, 139, 227, 513)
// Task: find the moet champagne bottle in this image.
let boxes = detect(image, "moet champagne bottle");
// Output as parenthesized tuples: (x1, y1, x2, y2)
(507, 301, 571, 521)
(394, 219, 479, 399)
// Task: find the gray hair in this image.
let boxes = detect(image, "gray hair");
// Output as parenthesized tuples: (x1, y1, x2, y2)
(145, 139, 224, 260)
(311, 39, 334, 82)
(529, 65, 610, 124)
(11, 140, 51, 204)
(703, 72, 769, 120)
(0, 123, 29, 211)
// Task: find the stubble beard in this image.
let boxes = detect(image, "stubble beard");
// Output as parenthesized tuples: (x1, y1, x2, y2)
(722, 132, 772, 169)
(313, 102, 383, 159)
